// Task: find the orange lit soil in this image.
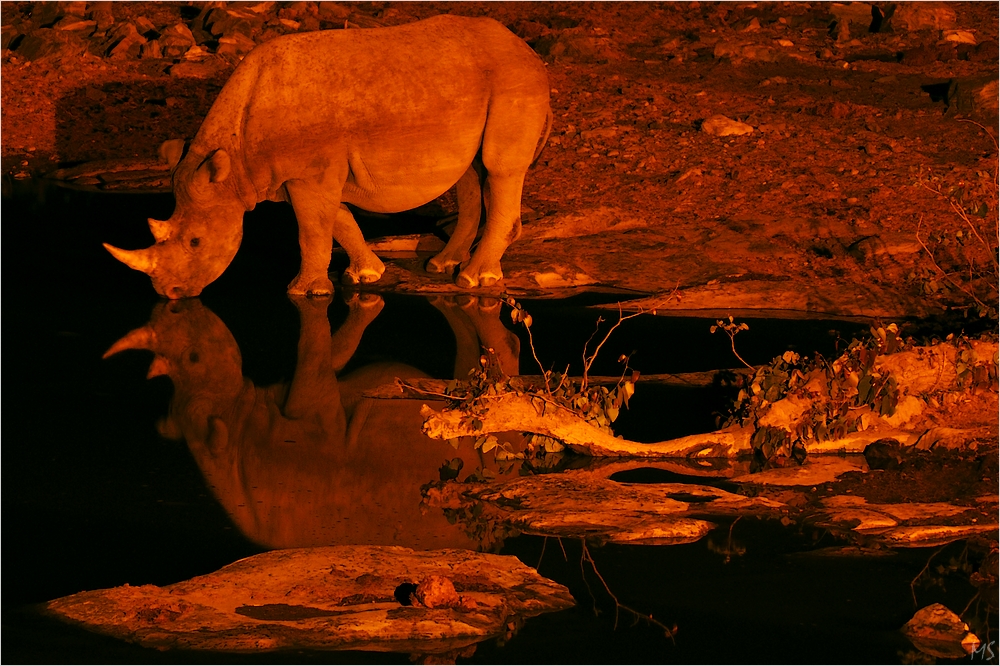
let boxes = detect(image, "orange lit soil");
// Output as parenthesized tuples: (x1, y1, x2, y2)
(2, 2, 997, 314)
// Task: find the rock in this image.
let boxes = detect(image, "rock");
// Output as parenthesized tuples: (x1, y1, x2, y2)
(16, 27, 88, 62)
(105, 23, 147, 59)
(902, 604, 980, 659)
(947, 76, 999, 118)
(158, 22, 196, 57)
(829, 2, 874, 23)
(829, 2, 875, 39)
(205, 8, 265, 38)
(46, 546, 575, 653)
(317, 3, 351, 21)
(972, 39, 999, 62)
(891, 2, 957, 31)
(1, 24, 22, 50)
(414, 576, 462, 609)
(248, 1, 277, 13)
(701, 114, 754, 136)
(510, 19, 548, 43)
(533, 31, 615, 63)
(87, 4, 114, 32)
(425, 465, 784, 545)
(64, 1, 87, 17)
(943, 29, 978, 45)
(133, 16, 157, 35)
(139, 39, 162, 59)
(217, 32, 258, 60)
(52, 17, 96, 33)
(28, 2, 68, 29)
(298, 16, 321, 32)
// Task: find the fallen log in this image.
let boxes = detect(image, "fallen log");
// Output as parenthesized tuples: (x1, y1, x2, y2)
(418, 398, 980, 458)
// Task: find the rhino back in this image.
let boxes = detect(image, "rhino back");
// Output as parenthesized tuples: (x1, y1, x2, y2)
(193, 16, 549, 209)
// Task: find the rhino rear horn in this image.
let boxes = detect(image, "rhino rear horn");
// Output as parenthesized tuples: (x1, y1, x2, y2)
(103, 243, 157, 275)
(148, 218, 171, 243)
(159, 139, 186, 173)
(103, 326, 156, 359)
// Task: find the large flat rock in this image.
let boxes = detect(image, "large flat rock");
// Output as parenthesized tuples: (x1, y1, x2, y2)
(46, 546, 575, 654)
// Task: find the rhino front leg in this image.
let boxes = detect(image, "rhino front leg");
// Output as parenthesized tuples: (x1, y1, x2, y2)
(286, 182, 384, 294)
(427, 162, 484, 275)
(456, 173, 524, 288)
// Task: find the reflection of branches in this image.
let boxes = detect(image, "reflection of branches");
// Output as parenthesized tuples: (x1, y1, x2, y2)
(578, 540, 677, 643)
(910, 543, 949, 607)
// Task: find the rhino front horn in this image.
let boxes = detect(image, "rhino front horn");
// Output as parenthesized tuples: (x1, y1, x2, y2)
(103, 243, 157, 275)
(103, 326, 156, 359)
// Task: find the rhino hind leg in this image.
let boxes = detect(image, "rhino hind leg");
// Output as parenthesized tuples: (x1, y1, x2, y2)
(427, 162, 484, 275)
(456, 172, 524, 289)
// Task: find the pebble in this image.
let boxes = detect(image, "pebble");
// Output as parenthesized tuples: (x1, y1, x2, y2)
(701, 115, 754, 137)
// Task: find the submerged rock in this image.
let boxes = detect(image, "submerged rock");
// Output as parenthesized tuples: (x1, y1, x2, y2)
(902, 603, 980, 659)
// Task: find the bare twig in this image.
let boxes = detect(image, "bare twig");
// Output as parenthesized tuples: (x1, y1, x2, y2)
(580, 287, 680, 392)
(915, 216, 991, 311)
(524, 322, 551, 395)
(581, 304, 646, 392)
(957, 118, 1000, 153)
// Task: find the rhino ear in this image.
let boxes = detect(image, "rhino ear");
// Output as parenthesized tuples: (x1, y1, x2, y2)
(206, 416, 229, 452)
(206, 149, 231, 183)
(159, 139, 186, 173)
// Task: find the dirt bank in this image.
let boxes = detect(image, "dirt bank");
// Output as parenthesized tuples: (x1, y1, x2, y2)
(3, 1, 997, 316)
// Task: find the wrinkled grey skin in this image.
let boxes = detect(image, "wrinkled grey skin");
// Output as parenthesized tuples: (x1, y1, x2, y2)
(104, 15, 552, 298)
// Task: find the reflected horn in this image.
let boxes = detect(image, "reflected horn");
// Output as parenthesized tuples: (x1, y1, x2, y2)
(103, 243, 157, 274)
(148, 218, 171, 243)
(146, 356, 171, 379)
(103, 327, 156, 359)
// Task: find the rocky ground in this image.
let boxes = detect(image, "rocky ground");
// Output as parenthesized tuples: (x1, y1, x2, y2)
(2, 1, 998, 317)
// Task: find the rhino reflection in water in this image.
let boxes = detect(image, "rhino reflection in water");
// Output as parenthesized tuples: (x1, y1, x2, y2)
(105, 295, 520, 550)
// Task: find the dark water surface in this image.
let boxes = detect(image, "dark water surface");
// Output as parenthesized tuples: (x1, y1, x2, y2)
(3, 180, 959, 663)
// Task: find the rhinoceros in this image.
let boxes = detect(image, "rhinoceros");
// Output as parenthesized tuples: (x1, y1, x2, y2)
(103, 15, 552, 298)
(104, 294, 521, 549)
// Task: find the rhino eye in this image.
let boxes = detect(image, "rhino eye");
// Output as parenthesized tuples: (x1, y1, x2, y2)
(190, 237, 201, 247)
(189, 352, 199, 363)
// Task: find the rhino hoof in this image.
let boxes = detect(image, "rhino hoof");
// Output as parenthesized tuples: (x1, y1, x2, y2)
(456, 273, 478, 289)
(427, 256, 459, 274)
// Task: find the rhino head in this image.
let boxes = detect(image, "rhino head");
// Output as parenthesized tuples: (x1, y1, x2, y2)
(104, 140, 247, 299)
(103, 299, 245, 443)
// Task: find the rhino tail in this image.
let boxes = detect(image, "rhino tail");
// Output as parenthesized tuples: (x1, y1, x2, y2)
(530, 108, 553, 167)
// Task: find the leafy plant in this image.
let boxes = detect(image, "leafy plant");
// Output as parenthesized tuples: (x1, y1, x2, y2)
(724, 323, 906, 463)
(424, 293, 642, 465)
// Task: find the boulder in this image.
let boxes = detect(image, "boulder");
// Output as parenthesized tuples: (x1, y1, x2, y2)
(105, 23, 147, 59)
(16, 27, 88, 62)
